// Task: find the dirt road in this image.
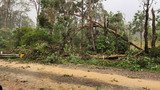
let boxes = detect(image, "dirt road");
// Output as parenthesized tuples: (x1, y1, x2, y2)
(0, 59, 160, 90)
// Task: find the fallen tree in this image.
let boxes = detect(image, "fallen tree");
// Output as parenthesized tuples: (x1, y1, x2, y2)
(72, 13, 143, 51)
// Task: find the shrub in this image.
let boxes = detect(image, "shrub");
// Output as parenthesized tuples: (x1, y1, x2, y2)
(21, 29, 52, 46)
(116, 56, 154, 71)
(45, 53, 60, 63)
(13, 27, 34, 47)
(149, 47, 160, 58)
(96, 36, 107, 53)
(135, 57, 152, 68)
(13, 27, 53, 47)
(117, 34, 129, 54)
(67, 54, 84, 64)
(0, 28, 13, 49)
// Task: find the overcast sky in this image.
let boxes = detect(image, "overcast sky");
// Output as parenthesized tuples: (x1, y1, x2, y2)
(28, 0, 160, 24)
(103, 0, 160, 22)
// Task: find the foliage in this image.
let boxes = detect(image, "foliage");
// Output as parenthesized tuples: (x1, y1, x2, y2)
(0, 28, 14, 49)
(148, 47, 160, 58)
(96, 35, 107, 53)
(1, 0, 160, 74)
(21, 30, 52, 46)
(116, 56, 160, 71)
(117, 34, 129, 54)
(0, 0, 34, 29)
(13, 27, 53, 46)
(130, 10, 145, 34)
(13, 27, 34, 47)
(12, 27, 53, 61)
(45, 53, 61, 64)
(66, 54, 84, 64)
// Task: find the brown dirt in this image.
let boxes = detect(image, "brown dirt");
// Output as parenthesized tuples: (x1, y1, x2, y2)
(0, 59, 160, 90)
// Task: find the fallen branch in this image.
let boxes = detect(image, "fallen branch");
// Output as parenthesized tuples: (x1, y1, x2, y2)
(90, 54, 126, 60)
(0, 54, 19, 58)
(92, 21, 143, 50)
(72, 13, 143, 50)
(107, 28, 143, 50)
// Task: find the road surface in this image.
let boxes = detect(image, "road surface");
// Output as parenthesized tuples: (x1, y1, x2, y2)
(0, 59, 160, 90)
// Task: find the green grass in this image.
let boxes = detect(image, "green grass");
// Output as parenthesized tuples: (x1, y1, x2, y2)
(3, 53, 160, 73)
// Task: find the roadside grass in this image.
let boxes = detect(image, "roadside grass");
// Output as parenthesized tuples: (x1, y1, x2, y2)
(59, 54, 160, 72)
(2, 51, 160, 73)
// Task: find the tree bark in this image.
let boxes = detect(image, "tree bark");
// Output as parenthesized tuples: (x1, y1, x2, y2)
(80, 0, 84, 50)
(144, 0, 149, 53)
(140, 31, 143, 48)
(88, 0, 96, 51)
(151, 8, 157, 48)
(31, 0, 41, 26)
(103, 14, 108, 36)
(4, 0, 11, 29)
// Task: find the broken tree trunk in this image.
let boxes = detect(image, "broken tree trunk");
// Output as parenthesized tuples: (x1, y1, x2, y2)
(108, 28, 143, 50)
(0, 54, 19, 58)
(90, 54, 126, 60)
(93, 21, 143, 50)
(72, 13, 143, 50)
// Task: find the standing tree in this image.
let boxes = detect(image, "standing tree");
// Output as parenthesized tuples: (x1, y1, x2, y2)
(151, 8, 157, 48)
(30, 0, 41, 25)
(2, 0, 11, 29)
(0, 0, 33, 29)
(142, 0, 154, 53)
(130, 11, 145, 48)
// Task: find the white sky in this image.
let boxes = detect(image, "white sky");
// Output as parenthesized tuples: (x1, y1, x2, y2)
(103, 0, 160, 22)
(28, 0, 160, 24)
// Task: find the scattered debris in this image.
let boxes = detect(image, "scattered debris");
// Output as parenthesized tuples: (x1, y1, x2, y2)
(62, 74, 73, 77)
(111, 78, 119, 82)
(142, 87, 150, 90)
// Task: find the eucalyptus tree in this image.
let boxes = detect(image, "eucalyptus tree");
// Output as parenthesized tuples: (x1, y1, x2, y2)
(141, 0, 154, 53)
(151, 8, 156, 48)
(107, 12, 125, 53)
(130, 11, 145, 48)
(30, 0, 41, 25)
(77, 0, 106, 51)
(0, 0, 33, 29)
(39, 0, 81, 52)
(0, 0, 12, 28)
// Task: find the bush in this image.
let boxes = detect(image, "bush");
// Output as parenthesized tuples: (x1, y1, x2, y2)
(15, 42, 50, 60)
(117, 34, 129, 54)
(135, 57, 152, 68)
(116, 56, 154, 71)
(45, 53, 60, 63)
(0, 28, 13, 49)
(21, 29, 52, 46)
(149, 47, 160, 58)
(13, 27, 34, 47)
(96, 36, 107, 53)
(13, 27, 53, 47)
(151, 57, 160, 64)
(67, 54, 84, 64)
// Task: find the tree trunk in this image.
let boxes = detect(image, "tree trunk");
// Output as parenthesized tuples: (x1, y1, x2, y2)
(144, 0, 149, 53)
(73, 13, 143, 50)
(80, 0, 84, 50)
(115, 28, 118, 53)
(4, 0, 11, 29)
(140, 31, 143, 48)
(151, 8, 157, 48)
(32, 0, 41, 26)
(103, 14, 108, 36)
(88, 0, 96, 51)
